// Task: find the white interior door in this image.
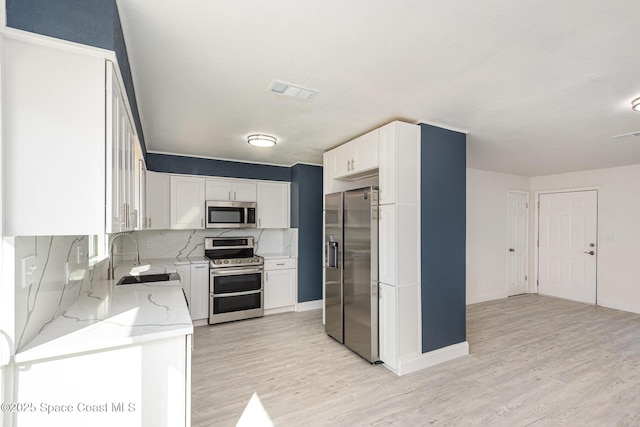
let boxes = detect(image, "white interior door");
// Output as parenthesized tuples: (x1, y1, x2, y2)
(538, 190, 598, 304)
(507, 192, 529, 296)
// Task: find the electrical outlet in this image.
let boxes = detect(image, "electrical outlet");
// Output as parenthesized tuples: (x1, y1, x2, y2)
(21, 256, 37, 288)
(146, 240, 152, 249)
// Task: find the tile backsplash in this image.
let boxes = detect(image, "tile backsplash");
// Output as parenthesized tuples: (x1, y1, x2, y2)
(14, 235, 103, 351)
(126, 228, 298, 260)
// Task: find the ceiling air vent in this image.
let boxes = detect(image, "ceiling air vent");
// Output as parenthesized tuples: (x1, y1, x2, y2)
(266, 80, 318, 101)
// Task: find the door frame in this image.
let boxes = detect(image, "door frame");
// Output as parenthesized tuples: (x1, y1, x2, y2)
(506, 190, 530, 295)
(533, 186, 601, 302)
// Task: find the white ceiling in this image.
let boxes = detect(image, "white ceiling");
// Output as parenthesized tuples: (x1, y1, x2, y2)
(116, 0, 640, 176)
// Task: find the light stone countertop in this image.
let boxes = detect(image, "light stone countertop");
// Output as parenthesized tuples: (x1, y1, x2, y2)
(257, 252, 298, 259)
(15, 262, 195, 364)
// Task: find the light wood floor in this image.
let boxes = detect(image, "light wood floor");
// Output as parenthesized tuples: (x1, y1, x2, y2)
(191, 295, 640, 426)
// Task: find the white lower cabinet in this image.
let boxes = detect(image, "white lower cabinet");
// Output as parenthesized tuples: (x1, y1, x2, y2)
(15, 335, 191, 427)
(190, 263, 210, 321)
(378, 282, 397, 370)
(175, 263, 191, 310)
(263, 258, 297, 312)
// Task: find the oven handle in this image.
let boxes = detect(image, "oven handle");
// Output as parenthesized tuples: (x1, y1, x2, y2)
(210, 268, 263, 276)
(212, 289, 262, 297)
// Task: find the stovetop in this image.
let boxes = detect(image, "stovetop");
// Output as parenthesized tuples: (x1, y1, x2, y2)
(204, 236, 263, 268)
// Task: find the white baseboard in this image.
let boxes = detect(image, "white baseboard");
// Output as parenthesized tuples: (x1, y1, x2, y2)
(467, 292, 507, 305)
(393, 341, 469, 376)
(597, 298, 640, 315)
(192, 319, 208, 327)
(296, 299, 322, 312)
(265, 306, 295, 316)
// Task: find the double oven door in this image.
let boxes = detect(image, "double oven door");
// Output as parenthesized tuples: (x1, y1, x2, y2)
(209, 266, 263, 324)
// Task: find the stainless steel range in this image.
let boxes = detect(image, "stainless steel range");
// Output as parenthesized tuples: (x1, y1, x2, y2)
(205, 237, 264, 324)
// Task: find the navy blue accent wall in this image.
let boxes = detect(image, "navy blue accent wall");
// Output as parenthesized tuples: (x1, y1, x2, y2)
(146, 153, 292, 182)
(7, 0, 114, 50)
(113, 3, 147, 158)
(420, 124, 466, 353)
(7, 0, 147, 159)
(291, 164, 323, 302)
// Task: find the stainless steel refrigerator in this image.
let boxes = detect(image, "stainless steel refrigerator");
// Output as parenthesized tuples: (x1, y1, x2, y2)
(324, 186, 379, 363)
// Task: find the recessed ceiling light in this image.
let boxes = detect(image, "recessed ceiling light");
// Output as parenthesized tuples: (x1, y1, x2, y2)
(266, 80, 318, 101)
(632, 97, 640, 111)
(247, 134, 277, 147)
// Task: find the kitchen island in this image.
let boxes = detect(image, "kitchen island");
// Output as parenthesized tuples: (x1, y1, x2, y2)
(12, 271, 193, 427)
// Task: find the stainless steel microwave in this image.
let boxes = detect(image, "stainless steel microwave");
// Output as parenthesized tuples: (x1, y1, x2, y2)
(205, 200, 257, 228)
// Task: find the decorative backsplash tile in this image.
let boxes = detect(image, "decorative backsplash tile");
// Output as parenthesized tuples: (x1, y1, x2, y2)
(126, 228, 298, 260)
(14, 235, 102, 351)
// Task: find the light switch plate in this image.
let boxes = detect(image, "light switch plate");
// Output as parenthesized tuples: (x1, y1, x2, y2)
(21, 255, 37, 288)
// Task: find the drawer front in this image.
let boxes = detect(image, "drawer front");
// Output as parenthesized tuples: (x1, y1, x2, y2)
(264, 258, 296, 270)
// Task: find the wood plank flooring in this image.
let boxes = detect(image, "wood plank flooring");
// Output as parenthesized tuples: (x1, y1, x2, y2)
(191, 295, 640, 426)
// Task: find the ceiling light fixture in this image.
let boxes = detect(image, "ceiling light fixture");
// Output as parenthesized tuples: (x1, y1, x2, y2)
(632, 97, 640, 112)
(247, 134, 277, 147)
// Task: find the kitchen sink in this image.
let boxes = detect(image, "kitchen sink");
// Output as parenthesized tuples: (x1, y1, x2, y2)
(115, 273, 178, 286)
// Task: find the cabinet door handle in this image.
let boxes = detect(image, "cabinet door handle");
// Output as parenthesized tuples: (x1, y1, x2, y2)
(266, 272, 269, 281)
(234, 191, 237, 200)
(201, 218, 204, 228)
(228, 191, 232, 200)
(148, 218, 152, 228)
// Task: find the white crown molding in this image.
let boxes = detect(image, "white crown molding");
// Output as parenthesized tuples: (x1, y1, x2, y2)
(2, 27, 116, 60)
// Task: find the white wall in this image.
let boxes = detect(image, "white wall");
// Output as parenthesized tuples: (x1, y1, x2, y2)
(531, 164, 640, 314)
(466, 168, 530, 304)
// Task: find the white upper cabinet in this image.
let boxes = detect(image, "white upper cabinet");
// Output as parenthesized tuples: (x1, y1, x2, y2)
(146, 171, 171, 230)
(331, 128, 379, 180)
(353, 129, 379, 173)
(205, 178, 257, 202)
(3, 38, 142, 236)
(257, 182, 290, 228)
(106, 62, 137, 233)
(378, 121, 420, 205)
(170, 176, 205, 229)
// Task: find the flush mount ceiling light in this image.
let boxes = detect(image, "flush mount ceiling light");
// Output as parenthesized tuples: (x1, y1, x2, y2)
(247, 134, 277, 147)
(632, 97, 640, 112)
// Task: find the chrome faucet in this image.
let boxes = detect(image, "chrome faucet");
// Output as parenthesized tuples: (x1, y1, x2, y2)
(108, 232, 140, 280)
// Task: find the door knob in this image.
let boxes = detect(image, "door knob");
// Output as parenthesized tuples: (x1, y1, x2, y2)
(583, 251, 595, 255)
(509, 248, 515, 252)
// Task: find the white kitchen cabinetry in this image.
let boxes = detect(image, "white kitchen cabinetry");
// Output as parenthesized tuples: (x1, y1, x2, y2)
(206, 178, 257, 202)
(264, 258, 297, 313)
(378, 121, 420, 205)
(378, 282, 397, 370)
(378, 204, 396, 286)
(106, 62, 137, 233)
(175, 263, 192, 310)
(323, 120, 421, 375)
(146, 171, 171, 230)
(170, 176, 205, 229)
(15, 335, 191, 427)
(257, 182, 290, 228)
(190, 263, 210, 321)
(4, 38, 142, 236)
(135, 157, 147, 230)
(331, 128, 379, 180)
